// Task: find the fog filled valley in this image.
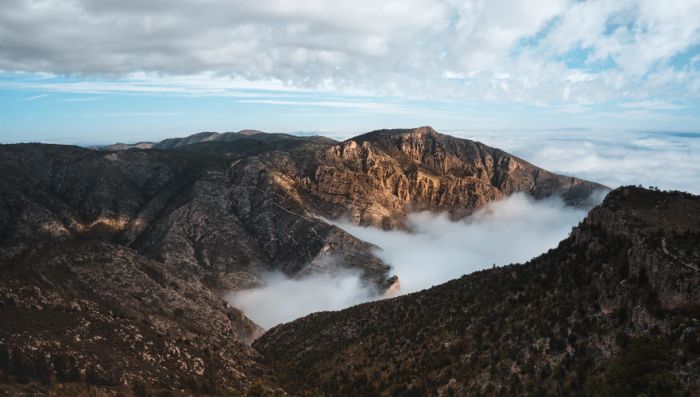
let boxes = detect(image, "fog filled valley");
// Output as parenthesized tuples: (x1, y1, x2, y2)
(227, 126, 700, 330)
(227, 193, 592, 328)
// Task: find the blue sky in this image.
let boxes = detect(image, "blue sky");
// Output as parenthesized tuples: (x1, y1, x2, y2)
(1, 0, 700, 144)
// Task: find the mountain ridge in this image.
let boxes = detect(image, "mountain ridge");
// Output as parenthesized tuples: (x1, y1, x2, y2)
(255, 186, 700, 396)
(0, 126, 618, 396)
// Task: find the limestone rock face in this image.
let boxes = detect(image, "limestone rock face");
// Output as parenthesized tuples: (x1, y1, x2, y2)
(300, 127, 605, 228)
(255, 187, 700, 396)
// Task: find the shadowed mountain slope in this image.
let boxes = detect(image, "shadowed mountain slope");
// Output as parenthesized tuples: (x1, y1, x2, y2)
(1, 127, 605, 287)
(255, 187, 700, 396)
(0, 240, 283, 396)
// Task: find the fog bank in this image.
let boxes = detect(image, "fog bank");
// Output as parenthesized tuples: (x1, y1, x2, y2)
(227, 193, 591, 329)
(447, 129, 700, 194)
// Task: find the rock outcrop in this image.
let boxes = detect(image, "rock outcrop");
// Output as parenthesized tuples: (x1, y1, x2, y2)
(300, 126, 604, 228)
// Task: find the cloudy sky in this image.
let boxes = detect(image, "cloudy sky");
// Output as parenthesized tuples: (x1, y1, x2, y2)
(1, 0, 700, 143)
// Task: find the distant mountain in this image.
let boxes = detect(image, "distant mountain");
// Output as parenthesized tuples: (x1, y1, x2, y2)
(0, 126, 610, 395)
(98, 129, 335, 152)
(255, 186, 700, 396)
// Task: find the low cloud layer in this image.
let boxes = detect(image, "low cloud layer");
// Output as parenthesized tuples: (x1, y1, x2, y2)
(226, 270, 373, 329)
(448, 129, 700, 194)
(226, 193, 589, 329)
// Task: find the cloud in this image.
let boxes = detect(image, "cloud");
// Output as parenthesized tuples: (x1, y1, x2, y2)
(333, 194, 588, 294)
(618, 100, 687, 110)
(225, 270, 374, 329)
(448, 129, 700, 194)
(21, 93, 48, 101)
(1, 0, 699, 103)
(237, 99, 412, 113)
(226, 193, 588, 329)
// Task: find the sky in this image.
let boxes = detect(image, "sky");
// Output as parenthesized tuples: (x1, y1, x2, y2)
(2, 0, 700, 144)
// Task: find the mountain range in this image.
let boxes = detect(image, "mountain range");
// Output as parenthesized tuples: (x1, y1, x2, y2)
(1, 127, 697, 396)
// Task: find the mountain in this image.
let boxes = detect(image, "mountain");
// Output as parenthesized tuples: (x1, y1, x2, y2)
(303, 126, 603, 228)
(0, 126, 609, 395)
(255, 186, 700, 396)
(109, 126, 605, 228)
(0, 240, 283, 396)
(1, 127, 604, 288)
(99, 130, 335, 153)
(0, 142, 389, 291)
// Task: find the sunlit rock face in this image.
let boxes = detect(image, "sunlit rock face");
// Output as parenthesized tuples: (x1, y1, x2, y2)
(302, 126, 605, 229)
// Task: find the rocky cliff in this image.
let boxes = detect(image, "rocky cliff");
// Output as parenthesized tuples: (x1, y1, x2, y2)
(2, 127, 604, 288)
(300, 126, 603, 228)
(255, 187, 700, 396)
(0, 142, 389, 289)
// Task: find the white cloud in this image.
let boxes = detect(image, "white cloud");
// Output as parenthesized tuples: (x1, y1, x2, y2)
(619, 100, 687, 110)
(447, 129, 700, 194)
(226, 194, 588, 328)
(225, 270, 373, 329)
(21, 93, 48, 101)
(333, 194, 587, 294)
(237, 99, 411, 113)
(1, 0, 699, 103)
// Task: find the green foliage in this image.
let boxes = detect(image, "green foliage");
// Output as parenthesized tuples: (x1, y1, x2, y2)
(587, 337, 683, 397)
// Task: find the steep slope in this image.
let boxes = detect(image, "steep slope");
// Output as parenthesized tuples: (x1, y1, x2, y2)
(297, 126, 606, 228)
(0, 241, 283, 396)
(0, 143, 389, 291)
(100, 126, 606, 230)
(255, 187, 700, 396)
(1, 127, 605, 288)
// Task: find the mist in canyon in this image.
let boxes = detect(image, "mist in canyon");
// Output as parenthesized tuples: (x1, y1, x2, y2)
(226, 193, 597, 329)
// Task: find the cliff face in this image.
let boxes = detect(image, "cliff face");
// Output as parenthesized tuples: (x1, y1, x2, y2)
(0, 143, 389, 289)
(299, 127, 604, 228)
(0, 127, 604, 287)
(255, 187, 700, 396)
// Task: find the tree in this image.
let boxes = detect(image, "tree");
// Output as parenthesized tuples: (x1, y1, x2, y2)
(587, 337, 682, 397)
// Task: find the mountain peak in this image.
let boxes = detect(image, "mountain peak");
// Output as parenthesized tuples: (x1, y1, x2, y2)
(352, 125, 440, 143)
(237, 129, 265, 136)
